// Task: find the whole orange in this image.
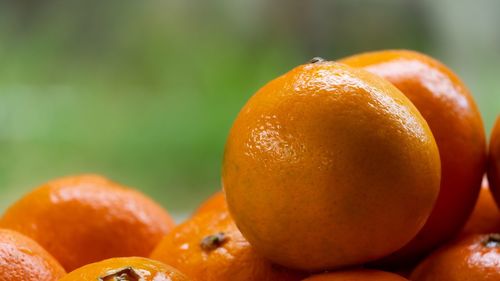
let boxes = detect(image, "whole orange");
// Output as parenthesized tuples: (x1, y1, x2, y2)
(59, 257, 190, 281)
(461, 177, 500, 235)
(410, 234, 500, 281)
(488, 116, 500, 205)
(341, 50, 487, 264)
(0, 228, 66, 281)
(303, 269, 409, 281)
(151, 202, 305, 281)
(222, 60, 441, 271)
(0, 174, 175, 271)
(192, 191, 226, 216)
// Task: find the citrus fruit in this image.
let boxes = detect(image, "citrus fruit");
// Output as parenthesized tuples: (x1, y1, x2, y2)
(341, 50, 487, 264)
(410, 233, 500, 281)
(0, 228, 65, 281)
(59, 257, 190, 281)
(151, 202, 305, 281)
(488, 116, 500, 205)
(303, 269, 409, 281)
(222, 60, 441, 270)
(461, 177, 500, 235)
(192, 191, 226, 216)
(0, 174, 175, 271)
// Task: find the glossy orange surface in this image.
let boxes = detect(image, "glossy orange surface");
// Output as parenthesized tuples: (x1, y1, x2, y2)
(151, 204, 305, 281)
(341, 50, 487, 265)
(59, 257, 190, 281)
(0, 228, 66, 281)
(411, 234, 500, 281)
(461, 177, 500, 235)
(489, 117, 500, 206)
(303, 269, 408, 281)
(0, 174, 175, 271)
(223, 61, 441, 270)
(192, 191, 226, 216)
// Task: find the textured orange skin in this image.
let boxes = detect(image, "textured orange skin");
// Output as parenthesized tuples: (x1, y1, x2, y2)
(0, 228, 66, 281)
(223, 61, 441, 271)
(192, 191, 226, 216)
(151, 206, 306, 281)
(461, 178, 500, 236)
(0, 174, 175, 271)
(410, 234, 500, 281)
(341, 50, 487, 265)
(59, 257, 190, 281)
(489, 117, 500, 206)
(303, 269, 409, 281)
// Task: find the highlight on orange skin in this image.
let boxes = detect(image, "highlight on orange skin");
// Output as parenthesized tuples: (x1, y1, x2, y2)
(192, 191, 226, 216)
(59, 257, 190, 281)
(341, 50, 487, 265)
(461, 177, 500, 236)
(302, 269, 409, 281)
(151, 207, 306, 281)
(410, 233, 500, 281)
(488, 116, 500, 207)
(0, 228, 66, 281)
(0, 174, 175, 272)
(223, 60, 441, 271)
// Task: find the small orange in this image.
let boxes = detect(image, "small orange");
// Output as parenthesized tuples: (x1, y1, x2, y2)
(223, 60, 441, 270)
(461, 177, 500, 235)
(150, 205, 306, 281)
(302, 269, 409, 281)
(488, 116, 500, 205)
(0, 228, 65, 281)
(0, 174, 175, 271)
(192, 191, 226, 216)
(341, 50, 487, 264)
(59, 257, 190, 281)
(410, 233, 500, 281)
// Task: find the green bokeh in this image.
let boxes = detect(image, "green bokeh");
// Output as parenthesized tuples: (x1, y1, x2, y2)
(0, 0, 498, 216)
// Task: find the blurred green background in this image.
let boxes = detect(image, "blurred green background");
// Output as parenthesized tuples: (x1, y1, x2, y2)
(0, 0, 498, 217)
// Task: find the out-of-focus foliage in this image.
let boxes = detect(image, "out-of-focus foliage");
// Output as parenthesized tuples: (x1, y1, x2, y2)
(0, 0, 498, 215)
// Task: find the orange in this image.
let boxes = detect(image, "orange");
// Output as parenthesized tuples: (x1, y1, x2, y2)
(488, 116, 500, 205)
(0, 174, 175, 271)
(192, 191, 226, 216)
(222, 60, 441, 271)
(410, 233, 500, 281)
(59, 257, 190, 281)
(303, 269, 409, 281)
(341, 50, 487, 264)
(461, 177, 500, 235)
(150, 203, 306, 281)
(0, 228, 66, 281)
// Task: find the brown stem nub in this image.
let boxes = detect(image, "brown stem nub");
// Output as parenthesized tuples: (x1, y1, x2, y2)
(98, 267, 142, 281)
(200, 232, 229, 251)
(483, 234, 500, 248)
(309, 57, 325, 64)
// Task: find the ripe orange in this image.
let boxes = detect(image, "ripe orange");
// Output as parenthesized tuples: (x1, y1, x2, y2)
(59, 257, 190, 281)
(222, 60, 441, 270)
(303, 269, 409, 281)
(488, 116, 500, 205)
(192, 191, 226, 216)
(150, 204, 306, 281)
(341, 50, 487, 264)
(410, 234, 500, 281)
(0, 174, 175, 271)
(461, 177, 500, 235)
(0, 228, 65, 281)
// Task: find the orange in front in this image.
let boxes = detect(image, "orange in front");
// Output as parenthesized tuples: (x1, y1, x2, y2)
(0, 174, 175, 271)
(0, 228, 66, 281)
(223, 60, 441, 270)
(303, 269, 409, 281)
(488, 116, 500, 206)
(341, 50, 487, 265)
(59, 257, 190, 281)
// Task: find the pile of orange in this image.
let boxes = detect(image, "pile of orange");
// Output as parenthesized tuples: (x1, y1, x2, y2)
(0, 49, 498, 281)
